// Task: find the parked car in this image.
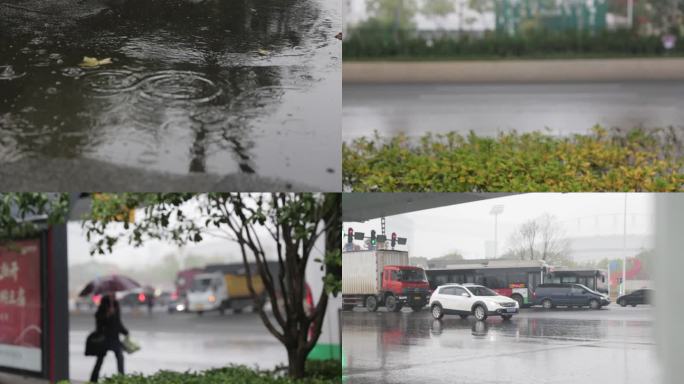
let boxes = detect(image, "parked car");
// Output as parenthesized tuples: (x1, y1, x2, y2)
(617, 289, 653, 307)
(532, 283, 610, 309)
(429, 283, 519, 321)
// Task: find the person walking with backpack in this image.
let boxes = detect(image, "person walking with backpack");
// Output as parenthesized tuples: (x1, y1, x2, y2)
(89, 293, 130, 382)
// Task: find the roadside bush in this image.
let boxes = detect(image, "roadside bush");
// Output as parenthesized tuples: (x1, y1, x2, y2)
(302, 359, 342, 380)
(343, 29, 683, 60)
(343, 127, 684, 192)
(57, 362, 341, 384)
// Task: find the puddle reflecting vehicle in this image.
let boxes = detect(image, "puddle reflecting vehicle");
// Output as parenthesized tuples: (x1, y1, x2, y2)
(430, 284, 519, 321)
(617, 288, 654, 307)
(531, 283, 610, 309)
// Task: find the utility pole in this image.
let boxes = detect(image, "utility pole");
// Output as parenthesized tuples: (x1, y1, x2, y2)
(627, 0, 634, 29)
(490, 205, 504, 259)
(622, 193, 628, 295)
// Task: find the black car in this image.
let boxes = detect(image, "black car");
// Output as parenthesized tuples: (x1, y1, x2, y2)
(532, 283, 610, 309)
(617, 289, 653, 307)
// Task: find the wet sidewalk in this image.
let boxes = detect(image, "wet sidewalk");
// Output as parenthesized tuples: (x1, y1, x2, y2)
(343, 58, 684, 84)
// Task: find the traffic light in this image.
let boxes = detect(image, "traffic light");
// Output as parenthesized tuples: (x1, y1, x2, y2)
(370, 230, 377, 248)
(347, 228, 354, 244)
(391, 232, 397, 249)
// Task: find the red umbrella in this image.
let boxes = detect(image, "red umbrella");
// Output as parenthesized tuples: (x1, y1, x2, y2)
(79, 275, 141, 297)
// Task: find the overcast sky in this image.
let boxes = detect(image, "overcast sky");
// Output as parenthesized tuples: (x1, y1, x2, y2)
(344, 193, 655, 260)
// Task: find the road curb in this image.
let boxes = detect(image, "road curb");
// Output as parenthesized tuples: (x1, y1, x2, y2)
(343, 58, 684, 84)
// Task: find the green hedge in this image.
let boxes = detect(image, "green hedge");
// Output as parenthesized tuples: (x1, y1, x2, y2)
(343, 29, 683, 60)
(343, 127, 684, 192)
(57, 361, 341, 384)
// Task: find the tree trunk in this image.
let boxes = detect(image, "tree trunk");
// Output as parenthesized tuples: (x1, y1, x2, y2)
(287, 345, 308, 379)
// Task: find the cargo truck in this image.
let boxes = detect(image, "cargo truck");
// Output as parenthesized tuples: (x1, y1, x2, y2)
(187, 263, 275, 315)
(342, 250, 431, 312)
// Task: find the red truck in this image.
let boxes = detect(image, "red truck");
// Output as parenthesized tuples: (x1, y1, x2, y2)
(342, 250, 431, 312)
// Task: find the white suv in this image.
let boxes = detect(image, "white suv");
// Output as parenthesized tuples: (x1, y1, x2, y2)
(429, 284, 519, 321)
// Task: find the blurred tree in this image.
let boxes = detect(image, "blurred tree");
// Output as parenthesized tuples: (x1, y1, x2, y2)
(422, 0, 455, 17)
(432, 251, 464, 262)
(506, 214, 570, 264)
(366, 0, 418, 28)
(365, 0, 419, 41)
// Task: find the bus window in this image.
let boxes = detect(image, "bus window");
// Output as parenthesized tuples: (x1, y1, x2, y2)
(483, 275, 504, 289)
(507, 272, 527, 287)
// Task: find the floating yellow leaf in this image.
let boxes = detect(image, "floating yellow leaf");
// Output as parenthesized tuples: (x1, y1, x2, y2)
(79, 56, 112, 68)
(257, 49, 270, 56)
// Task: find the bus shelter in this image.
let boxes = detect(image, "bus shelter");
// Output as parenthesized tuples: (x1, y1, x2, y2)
(0, 221, 69, 383)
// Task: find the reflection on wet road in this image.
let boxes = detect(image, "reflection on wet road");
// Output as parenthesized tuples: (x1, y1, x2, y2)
(343, 306, 659, 384)
(343, 82, 684, 141)
(70, 311, 286, 381)
(0, 0, 340, 190)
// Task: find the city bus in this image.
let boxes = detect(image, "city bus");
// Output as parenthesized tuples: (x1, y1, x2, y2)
(426, 259, 549, 307)
(545, 268, 609, 295)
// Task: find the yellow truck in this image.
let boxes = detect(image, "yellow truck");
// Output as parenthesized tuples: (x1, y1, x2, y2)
(187, 263, 270, 315)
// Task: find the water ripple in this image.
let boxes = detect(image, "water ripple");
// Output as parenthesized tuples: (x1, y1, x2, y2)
(82, 69, 141, 94)
(0, 65, 26, 80)
(139, 70, 221, 104)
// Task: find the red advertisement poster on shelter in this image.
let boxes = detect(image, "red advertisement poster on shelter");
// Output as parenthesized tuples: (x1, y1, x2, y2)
(0, 239, 42, 372)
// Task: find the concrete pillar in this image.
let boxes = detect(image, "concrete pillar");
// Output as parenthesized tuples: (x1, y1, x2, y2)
(655, 194, 684, 384)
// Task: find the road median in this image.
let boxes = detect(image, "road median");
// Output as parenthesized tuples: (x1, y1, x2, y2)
(343, 58, 684, 84)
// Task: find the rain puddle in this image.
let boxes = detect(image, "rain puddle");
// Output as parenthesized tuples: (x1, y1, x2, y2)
(0, 0, 340, 190)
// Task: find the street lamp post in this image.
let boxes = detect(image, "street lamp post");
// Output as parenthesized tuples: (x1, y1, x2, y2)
(627, 0, 634, 29)
(622, 193, 628, 295)
(490, 205, 504, 259)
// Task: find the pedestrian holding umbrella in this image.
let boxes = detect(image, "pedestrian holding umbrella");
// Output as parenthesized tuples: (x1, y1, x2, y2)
(80, 275, 142, 383)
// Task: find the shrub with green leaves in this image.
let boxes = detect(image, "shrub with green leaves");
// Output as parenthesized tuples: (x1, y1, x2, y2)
(343, 29, 683, 60)
(343, 127, 684, 192)
(58, 362, 341, 384)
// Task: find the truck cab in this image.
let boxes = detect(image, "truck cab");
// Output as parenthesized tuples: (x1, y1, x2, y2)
(378, 265, 431, 312)
(187, 272, 227, 314)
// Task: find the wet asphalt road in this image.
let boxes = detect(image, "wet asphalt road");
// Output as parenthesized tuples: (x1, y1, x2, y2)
(70, 310, 286, 382)
(342, 305, 659, 384)
(343, 82, 684, 141)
